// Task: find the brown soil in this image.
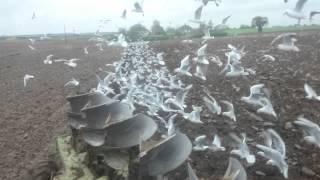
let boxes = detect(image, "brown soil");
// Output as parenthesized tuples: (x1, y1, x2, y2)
(0, 31, 320, 180)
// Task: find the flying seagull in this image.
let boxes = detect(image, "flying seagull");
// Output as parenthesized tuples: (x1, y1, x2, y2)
(43, 54, 53, 64)
(64, 78, 80, 87)
(294, 115, 320, 148)
(32, 12, 36, 20)
(221, 100, 236, 122)
(270, 33, 300, 52)
(84, 47, 89, 55)
(121, 9, 127, 19)
(283, 0, 308, 25)
(194, 5, 203, 21)
(256, 129, 288, 179)
(309, 11, 320, 21)
(54, 58, 81, 68)
(133, 1, 144, 15)
(304, 83, 320, 101)
(28, 45, 36, 51)
(223, 157, 247, 180)
(230, 133, 256, 165)
(23, 74, 34, 87)
(202, 90, 221, 115)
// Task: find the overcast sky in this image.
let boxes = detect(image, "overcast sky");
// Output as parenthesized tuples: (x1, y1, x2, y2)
(0, 0, 319, 36)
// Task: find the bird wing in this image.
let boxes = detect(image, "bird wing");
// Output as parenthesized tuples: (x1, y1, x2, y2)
(222, 15, 232, 24)
(212, 134, 222, 147)
(310, 11, 320, 20)
(187, 163, 199, 180)
(195, 5, 203, 20)
(54, 59, 67, 62)
(267, 129, 286, 156)
(304, 83, 318, 98)
(223, 157, 247, 180)
(294, 0, 308, 12)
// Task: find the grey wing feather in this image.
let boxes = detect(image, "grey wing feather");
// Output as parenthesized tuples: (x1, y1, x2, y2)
(294, 0, 308, 12)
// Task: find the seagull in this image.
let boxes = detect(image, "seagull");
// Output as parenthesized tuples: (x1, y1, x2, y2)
(270, 33, 300, 52)
(84, 47, 89, 55)
(209, 134, 226, 152)
(183, 106, 203, 124)
(195, 44, 209, 64)
(202, 89, 221, 115)
(200, 0, 221, 6)
(225, 64, 249, 77)
(174, 55, 192, 76)
(283, 0, 308, 25)
(187, 163, 199, 180)
(309, 11, 320, 21)
(23, 74, 34, 87)
(294, 116, 320, 148)
(194, 64, 208, 81)
(54, 58, 81, 68)
(241, 84, 266, 106)
(133, 1, 144, 15)
(193, 5, 203, 23)
(230, 133, 256, 165)
(28, 45, 36, 51)
(121, 9, 127, 19)
(32, 12, 36, 20)
(29, 38, 36, 45)
(167, 114, 177, 137)
(256, 130, 288, 179)
(256, 97, 277, 119)
(43, 54, 53, 64)
(108, 34, 128, 47)
(223, 157, 247, 180)
(221, 101, 236, 122)
(95, 74, 115, 95)
(202, 27, 214, 42)
(215, 15, 232, 30)
(96, 43, 104, 51)
(156, 52, 166, 65)
(193, 135, 210, 151)
(260, 55, 276, 62)
(64, 78, 79, 87)
(304, 83, 320, 101)
(165, 84, 192, 110)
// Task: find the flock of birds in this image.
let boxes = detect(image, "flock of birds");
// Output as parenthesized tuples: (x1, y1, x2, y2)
(20, 0, 320, 179)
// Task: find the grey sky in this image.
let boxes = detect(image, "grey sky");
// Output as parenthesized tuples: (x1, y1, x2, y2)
(0, 0, 319, 36)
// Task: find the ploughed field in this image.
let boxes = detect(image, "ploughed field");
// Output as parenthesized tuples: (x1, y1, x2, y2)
(0, 31, 319, 180)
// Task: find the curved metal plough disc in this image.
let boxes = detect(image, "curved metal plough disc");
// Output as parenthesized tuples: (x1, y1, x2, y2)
(69, 116, 87, 130)
(80, 128, 106, 147)
(83, 91, 116, 110)
(140, 132, 192, 177)
(105, 113, 158, 148)
(66, 92, 93, 116)
(82, 102, 134, 129)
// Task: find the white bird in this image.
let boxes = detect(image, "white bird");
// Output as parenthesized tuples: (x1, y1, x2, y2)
(194, 64, 208, 81)
(283, 0, 308, 25)
(43, 54, 53, 64)
(23, 74, 34, 87)
(133, 1, 144, 15)
(121, 9, 127, 19)
(165, 85, 192, 110)
(225, 64, 249, 77)
(215, 15, 232, 31)
(29, 38, 35, 45)
(194, 5, 203, 21)
(257, 97, 277, 119)
(187, 163, 199, 180)
(156, 52, 165, 65)
(261, 55, 276, 62)
(167, 114, 177, 137)
(84, 47, 89, 55)
(64, 78, 80, 87)
(309, 11, 320, 21)
(32, 12, 36, 20)
(193, 135, 210, 151)
(96, 43, 104, 51)
(28, 45, 36, 51)
(257, 129, 287, 178)
(271, 33, 300, 52)
(221, 101, 236, 122)
(183, 106, 203, 124)
(54, 58, 81, 68)
(209, 134, 226, 152)
(304, 83, 320, 101)
(230, 133, 256, 165)
(174, 55, 192, 77)
(202, 89, 221, 115)
(294, 116, 320, 148)
(241, 84, 265, 106)
(223, 157, 247, 180)
(108, 34, 128, 48)
(195, 44, 209, 64)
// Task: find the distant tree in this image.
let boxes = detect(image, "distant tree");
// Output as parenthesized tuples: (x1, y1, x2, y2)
(151, 20, 166, 35)
(127, 24, 150, 41)
(251, 16, 269, 33)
